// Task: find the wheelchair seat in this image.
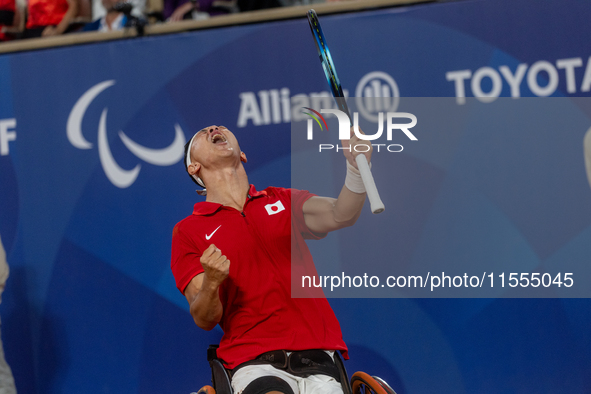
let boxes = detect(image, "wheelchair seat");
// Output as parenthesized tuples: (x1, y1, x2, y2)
(197, 345, 397, 394)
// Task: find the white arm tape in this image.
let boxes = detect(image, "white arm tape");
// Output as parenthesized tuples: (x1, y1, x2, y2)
(345, 159, 371, 194)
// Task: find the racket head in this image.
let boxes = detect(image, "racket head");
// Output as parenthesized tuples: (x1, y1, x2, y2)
(306, 9, 352, 121)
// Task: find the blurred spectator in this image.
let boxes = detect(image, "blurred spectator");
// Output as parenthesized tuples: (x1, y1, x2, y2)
(22, 0, 78, 38)
(93, 0, 144, 19)
(165, 0, 234, 21)
(0, 0, 15, 40)
(70, 0, 91, 28)
(0, 236, 16, 394)
(0, 0, 17, 40)
(277, 0, 344, 5)
(83, 0, 136, 31)
(236, 0, 279, 11)
(0, 0, 15, 26)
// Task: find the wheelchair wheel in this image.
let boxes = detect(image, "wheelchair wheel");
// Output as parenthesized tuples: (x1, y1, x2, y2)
(371, 376, 397, 394)
(351, 372, 397, 394)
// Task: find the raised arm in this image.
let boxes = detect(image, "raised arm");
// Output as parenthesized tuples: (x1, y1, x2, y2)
(183, 244, 229, 331)
(303, 127, 373, 233)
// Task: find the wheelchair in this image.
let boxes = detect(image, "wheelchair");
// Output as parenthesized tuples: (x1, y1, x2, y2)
(195, 345, 397, 394)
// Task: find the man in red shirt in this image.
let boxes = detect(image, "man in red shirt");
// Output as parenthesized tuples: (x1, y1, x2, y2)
(0, 0, 15, 41)
(171, 124, 372, 394)
(24, 0, 77, 38)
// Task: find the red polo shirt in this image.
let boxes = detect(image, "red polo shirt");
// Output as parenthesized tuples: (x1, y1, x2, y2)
(171, 185, 348, 368)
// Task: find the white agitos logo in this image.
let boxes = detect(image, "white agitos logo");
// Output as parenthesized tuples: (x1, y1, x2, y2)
(355, 71, 400, 123)
(67, 80, 185, 188)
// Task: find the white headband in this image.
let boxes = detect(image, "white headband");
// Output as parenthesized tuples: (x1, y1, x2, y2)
(186, 132, 206, 192)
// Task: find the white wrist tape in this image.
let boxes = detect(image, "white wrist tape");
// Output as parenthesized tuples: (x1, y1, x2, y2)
(345, 159, 371, 194)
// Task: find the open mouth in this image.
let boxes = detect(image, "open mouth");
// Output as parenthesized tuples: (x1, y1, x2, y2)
(211, 132, 227, 145)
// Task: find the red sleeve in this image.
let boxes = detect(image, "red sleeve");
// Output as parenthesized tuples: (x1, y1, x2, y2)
(290, 188, 327, 240)
(171, 222, 204, 294)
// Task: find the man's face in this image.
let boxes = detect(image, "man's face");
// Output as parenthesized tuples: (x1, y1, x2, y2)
(189, 125, 244, 168)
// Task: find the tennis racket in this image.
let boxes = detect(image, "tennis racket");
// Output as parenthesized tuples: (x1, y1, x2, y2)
(307, 9, 385, 214)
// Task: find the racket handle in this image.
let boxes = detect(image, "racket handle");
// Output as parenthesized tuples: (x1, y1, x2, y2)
(355, 155, 385, 214)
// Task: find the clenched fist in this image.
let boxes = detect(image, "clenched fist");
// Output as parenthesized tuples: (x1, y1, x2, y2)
(200, 244, 230, 286)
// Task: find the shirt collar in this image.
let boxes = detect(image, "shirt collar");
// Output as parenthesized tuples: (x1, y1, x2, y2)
(99, 13, 126, 32)
(248, 184, 267, 197)
(192, 184, 267, 216)
(192, 202, 223, 216)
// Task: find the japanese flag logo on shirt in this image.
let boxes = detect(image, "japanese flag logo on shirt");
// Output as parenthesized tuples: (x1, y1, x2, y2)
(265, 200, 285, 215)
